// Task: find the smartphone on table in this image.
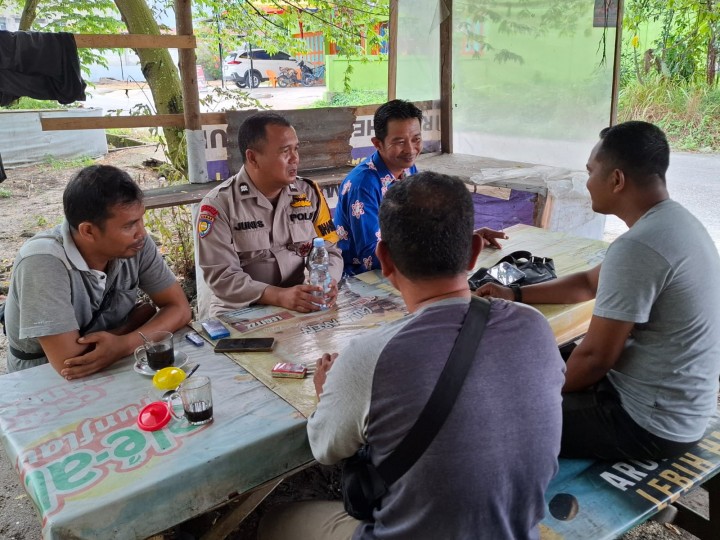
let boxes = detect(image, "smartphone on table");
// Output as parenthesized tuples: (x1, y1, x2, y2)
(214, 338, 275, 353)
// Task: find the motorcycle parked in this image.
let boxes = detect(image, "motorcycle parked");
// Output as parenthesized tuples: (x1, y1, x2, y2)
(277, 66, 303, 87)
(298, 60, 325, 86)
(277, 61, 326, 87)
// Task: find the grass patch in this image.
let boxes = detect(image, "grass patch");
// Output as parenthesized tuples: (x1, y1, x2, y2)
(618, 75, 720, 152)
(42, 156, 97, 171)
(106, 127, 158, 144)
(2, 97, 74, 110)
(308, 90, 387, 108)
(0, 188, 11, 198)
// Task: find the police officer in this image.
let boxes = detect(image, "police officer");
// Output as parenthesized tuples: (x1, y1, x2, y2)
(197, 112, 342, 317)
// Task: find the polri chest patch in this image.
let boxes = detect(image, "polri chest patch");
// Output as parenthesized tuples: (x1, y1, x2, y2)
(291, 194, 312, 208)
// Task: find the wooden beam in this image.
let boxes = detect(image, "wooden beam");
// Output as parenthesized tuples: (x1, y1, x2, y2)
(74, 34, 196, 49)
(175, 0, 208, 183)
(40, 112, 227, 131)
(609, 0, 624, 126)
(175, 0, 201, 133)
(439, 0, 453, 153)
(388, 0, 399, 100)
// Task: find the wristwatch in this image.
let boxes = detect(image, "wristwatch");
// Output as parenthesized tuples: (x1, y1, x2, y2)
(509, 284, 523, 303)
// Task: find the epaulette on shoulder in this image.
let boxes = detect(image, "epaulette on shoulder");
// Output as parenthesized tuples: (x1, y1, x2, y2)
(296, 176, 317, 188)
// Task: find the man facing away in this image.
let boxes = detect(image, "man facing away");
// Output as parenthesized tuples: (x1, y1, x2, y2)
(259, 171, 565, 540)
(3, 165, 191, 379)
(196, 112, 342, 318)
(478, 121, 720, 460)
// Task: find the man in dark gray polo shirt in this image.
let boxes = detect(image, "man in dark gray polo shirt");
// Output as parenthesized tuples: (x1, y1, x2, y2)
(259, 172, 565, 540)
(3, 165, 191, 379)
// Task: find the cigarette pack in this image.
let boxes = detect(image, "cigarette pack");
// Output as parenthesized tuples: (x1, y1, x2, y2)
(185, 332, 205, 346)
(200, 319, 230, 340)
(271, 362, 307, 379)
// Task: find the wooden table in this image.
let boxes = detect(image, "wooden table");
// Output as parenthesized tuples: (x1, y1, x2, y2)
(475, 224, 608, 345)
(0, 333, 312, 540)
(0, 225, 607, 539)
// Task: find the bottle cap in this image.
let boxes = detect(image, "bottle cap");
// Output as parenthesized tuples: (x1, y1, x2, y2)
(137, 402, 172, 431)
(313, 237, 324, 247)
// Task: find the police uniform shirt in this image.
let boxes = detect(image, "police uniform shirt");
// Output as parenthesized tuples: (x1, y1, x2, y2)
(197, 166, 341, 317)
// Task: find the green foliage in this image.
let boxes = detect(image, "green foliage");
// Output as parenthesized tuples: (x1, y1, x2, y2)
(457, 0, 592, 65)
(198, 86, 265, 112)
(309, 89, 386, 108)
(623, 0, 720, 86)
(193, 0, 388, 84)
(619, 73, 720, 151)
(195, 38, 223, 81)
(0, 188, 12, 199)
(142, 166, 196, 286)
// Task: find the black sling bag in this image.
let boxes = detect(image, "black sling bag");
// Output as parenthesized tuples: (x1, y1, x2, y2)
(341, 296, 491, 520)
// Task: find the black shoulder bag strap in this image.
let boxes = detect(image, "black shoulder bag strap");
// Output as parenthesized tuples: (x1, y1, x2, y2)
(376, 296, 491, 485)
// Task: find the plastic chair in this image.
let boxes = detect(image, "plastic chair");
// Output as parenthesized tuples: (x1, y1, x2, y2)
(266, 69, 278, 88)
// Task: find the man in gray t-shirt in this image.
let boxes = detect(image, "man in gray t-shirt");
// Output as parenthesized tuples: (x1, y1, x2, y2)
(259, 172, 565, 540)
(3, 165, 191, 379)
(478, 121, 720, 460)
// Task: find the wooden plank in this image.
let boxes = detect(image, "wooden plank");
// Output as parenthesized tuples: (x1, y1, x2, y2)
(74, 34, 196, 49)
(200, 478, 284, 540)
(143, 166, 354, 210)
(143, 182, 218, 209)
(609, 0, 624, 126)
(40, 112, 227, 131)
(225, 109, 355, 174)
(175, 0, 201, 133)
(175, 0, 208, 183)
(439, 0, 453, 153)
(388, 0, 399, 100)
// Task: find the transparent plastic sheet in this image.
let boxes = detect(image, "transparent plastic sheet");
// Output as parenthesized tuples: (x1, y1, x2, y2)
(396, 0, 441, 102)
(451, 1, 616, 170)
(208, 272, 409, 418)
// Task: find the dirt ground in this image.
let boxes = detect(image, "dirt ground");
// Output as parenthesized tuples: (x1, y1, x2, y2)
(0, 145, 708, 539)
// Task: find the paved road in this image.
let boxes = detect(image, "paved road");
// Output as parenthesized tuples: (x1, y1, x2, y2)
(604, 152, 720, 249)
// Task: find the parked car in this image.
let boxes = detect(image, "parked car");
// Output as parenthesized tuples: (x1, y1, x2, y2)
(222, 49, 298, 88)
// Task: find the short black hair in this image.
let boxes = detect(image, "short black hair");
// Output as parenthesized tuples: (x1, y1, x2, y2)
(597, 121, 670, 184)
(379, 171, 474, 279)
(374, 99, 423, 142)
(63, 165, 143, 229)
(238, 112, 292, 163)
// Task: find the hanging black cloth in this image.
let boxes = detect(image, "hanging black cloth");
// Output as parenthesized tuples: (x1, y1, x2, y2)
(0, 31, 86, 106)
(0, 152, 5, 182)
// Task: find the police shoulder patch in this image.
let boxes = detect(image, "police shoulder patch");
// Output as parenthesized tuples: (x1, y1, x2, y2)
(197, 214, 215, 238)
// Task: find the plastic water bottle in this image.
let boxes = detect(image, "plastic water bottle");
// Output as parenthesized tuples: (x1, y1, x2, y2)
(308, 237, 331, 310)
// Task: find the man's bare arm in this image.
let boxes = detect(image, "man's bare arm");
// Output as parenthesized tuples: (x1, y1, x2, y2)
(59, 282, 191, 379)
(477, 264, 602, 305)
(563, 315, 634, 392)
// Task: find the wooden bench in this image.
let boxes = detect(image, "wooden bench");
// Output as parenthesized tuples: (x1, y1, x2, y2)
(540, 411, 720, 539)
(141, 103, 408, 210)
(141, 103, 580, 237)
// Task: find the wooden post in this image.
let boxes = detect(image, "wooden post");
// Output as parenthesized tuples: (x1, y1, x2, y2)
(388, 0, 399, 100)
(609, 0, 624, 127)
(175, 0, 209, 183)
(439, 0, 453, 154)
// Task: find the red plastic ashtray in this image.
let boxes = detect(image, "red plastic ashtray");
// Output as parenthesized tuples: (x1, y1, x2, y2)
(137, 401, 171, 431)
